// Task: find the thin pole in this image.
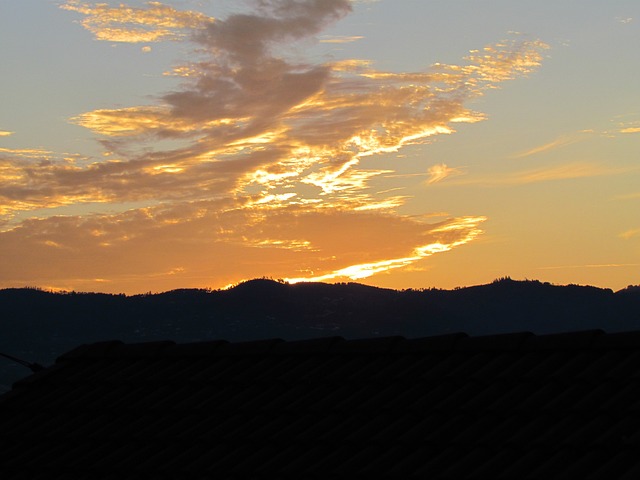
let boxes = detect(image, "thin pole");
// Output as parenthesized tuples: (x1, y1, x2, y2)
(0, 352, 45, 373)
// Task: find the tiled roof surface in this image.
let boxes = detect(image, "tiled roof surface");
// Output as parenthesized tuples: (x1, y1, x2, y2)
(2, 329, 640, 478)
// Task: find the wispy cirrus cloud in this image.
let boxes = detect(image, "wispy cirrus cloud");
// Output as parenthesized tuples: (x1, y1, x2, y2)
(427, 163, 464, 184)
(442, 162, 636, 187)
(512, 134, 585, 158)
(0, 0, 548, 291)
(616, 192, 640, 201)
(320, 35, 364, 43)
(0, 146, 52, 159)
(609, 116, 640, 135)
(285, 215, 486, 283)
(61, 0, 213, 42)
(619, 228, 640, 240)
(539, 263, 640, 271)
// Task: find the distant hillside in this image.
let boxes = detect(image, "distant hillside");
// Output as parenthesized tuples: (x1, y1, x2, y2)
(1, 278, 639, 392)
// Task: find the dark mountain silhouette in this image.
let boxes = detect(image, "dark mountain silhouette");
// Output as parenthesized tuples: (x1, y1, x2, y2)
(1, 277, 639, 392)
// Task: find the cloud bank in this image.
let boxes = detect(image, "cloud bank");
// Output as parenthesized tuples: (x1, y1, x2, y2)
(0, 0, 548, 292)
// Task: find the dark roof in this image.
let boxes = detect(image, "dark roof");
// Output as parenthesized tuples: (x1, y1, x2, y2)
(3, 330, 640, 479)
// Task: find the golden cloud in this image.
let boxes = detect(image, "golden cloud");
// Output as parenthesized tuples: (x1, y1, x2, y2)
(61, 0, 213, 43)
(0, 131, 14, 137)
(320, 35, 364, 43)
(71, 106, 199, 136)
(464, 39, 549, 85)
(286, 215, 486, 283)
(0, 146, 52, 158)
(0, 1, 549, 291)
(427, 163, 464, 184)
(0, 200, 485, 293)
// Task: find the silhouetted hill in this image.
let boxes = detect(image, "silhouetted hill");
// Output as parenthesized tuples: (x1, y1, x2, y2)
(1, 278, 639, 391)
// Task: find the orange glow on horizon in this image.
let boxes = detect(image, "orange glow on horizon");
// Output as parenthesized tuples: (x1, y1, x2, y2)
(3, 1, 637, 294)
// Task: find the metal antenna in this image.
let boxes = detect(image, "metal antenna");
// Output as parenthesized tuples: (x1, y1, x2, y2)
(0, 352, 45, 373)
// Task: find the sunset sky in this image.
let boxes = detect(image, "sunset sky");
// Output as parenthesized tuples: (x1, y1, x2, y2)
(1, 0, 638, 294)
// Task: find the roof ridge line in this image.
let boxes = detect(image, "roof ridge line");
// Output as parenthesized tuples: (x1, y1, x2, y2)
(51, 329, 640, 362)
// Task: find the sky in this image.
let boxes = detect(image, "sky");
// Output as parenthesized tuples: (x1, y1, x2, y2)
(0, 0, 638, 294)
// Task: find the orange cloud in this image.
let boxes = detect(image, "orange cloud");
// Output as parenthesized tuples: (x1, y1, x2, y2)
(619, 229, 640, 240)
(70, 106, 216, 137)
(61, 0, 213, 42)
(0, 1, 548, 291)
(0, 131, 14, 137)
(0, 200, 485, 293)
(286, 216, 485, 283)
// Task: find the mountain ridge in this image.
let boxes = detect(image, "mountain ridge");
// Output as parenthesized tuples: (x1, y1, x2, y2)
(1, 277, 639, 392)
